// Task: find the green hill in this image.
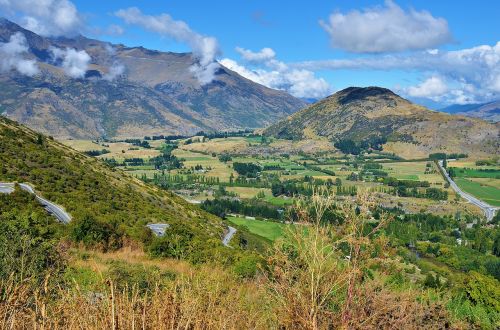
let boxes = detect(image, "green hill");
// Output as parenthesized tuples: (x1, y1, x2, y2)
(0, 116, 230, 260)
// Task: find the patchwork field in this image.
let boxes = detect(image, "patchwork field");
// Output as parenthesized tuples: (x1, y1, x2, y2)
(382, 161, 445, 185)
(61, 136, 496, 219)
(172, 149, 235, 182)
(61, 139, 161, 161)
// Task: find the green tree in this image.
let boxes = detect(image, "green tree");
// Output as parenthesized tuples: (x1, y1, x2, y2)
(492, 232, 500, 257)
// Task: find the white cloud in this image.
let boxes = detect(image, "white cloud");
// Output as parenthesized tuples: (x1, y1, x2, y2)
(115, 7, 220, 85)
(221, 47, 332, 99)
(406, 76, 448, 100)
(236, 47, 275, 62)
(295, 41, 500, 104)
(0, 0, 82, 36)
(0, 32, 39, 75)
(103, 62, 124, 81)
(320, 0, 452, 53)
(50, 47, 90, 78)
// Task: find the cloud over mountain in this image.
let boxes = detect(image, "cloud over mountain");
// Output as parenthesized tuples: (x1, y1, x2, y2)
(0, 0, 81, 36)
(295, 41, 500, 104)
(115, 7, 220, 85)
(50, 47, 90, 78)
(406, 76, 448, 100)
(0, 32, 38, 75)
(222, 47, 331, 99)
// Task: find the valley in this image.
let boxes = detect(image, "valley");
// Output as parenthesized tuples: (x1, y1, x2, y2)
(0, 2, 499, 327)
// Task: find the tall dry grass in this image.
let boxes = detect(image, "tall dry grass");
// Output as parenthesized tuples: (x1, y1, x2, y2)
(1, 266, 274, 329)
(0, 189, 457, 329)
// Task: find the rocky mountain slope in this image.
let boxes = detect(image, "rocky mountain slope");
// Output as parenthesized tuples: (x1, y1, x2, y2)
(264, 87, 499, 158)
(440, 101, 500, 122)
(0, 18, 305, 139)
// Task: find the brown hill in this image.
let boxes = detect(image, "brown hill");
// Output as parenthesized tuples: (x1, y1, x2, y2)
(0, 18, 305, 139)
(264, 87, 499, 158)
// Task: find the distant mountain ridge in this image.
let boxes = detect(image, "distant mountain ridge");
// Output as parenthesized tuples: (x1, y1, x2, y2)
(264, 87, 499, 159)
(440, 101, 499, 122)
(0, 18, 306, 139)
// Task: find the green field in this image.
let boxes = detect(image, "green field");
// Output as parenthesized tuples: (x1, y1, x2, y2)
(264, 195, 294, 206)
(455, 178, 500, 206)
(227, 216, 287, 241)
(451, 167, 500, 179)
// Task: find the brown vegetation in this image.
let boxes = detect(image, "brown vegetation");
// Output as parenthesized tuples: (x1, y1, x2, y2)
(0, 190, 463, 329)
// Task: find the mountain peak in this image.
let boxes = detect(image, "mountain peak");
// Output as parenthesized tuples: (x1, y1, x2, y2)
(264, 85, 499, 158)
(0, 18, 306, 138)
(334, 86, 398, 105)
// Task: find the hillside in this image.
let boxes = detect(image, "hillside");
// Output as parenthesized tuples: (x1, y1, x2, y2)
(0, 116, 232, 260)
(0, 18, 306, 139)
(440, 101, 500, 122)
(264, 87, 500, 158)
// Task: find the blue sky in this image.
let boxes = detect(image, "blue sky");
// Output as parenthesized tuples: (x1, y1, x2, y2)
(1, 0, 499, 107)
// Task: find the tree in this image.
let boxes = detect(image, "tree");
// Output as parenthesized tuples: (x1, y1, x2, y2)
(493, 233, 500, 257)
(36, 133, 43, 145)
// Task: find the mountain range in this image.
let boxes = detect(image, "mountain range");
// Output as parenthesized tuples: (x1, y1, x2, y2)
(264, 87, 499, 158)
(440, 101, 500, 122)
(0, 18, 305, 139)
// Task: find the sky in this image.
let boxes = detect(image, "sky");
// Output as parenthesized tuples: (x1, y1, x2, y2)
(0, 0, 499, 108)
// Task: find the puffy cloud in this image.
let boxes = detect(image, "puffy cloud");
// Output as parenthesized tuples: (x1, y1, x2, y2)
(221, 47, 331, 99)
(115, 7, 219, 85)
(320, 0, 452, 53)
(0, 0, 82, 36)
(295, 41, 500, 104)
(0, 32, 39, 75)
(50, 47, 90, 78)
(406, 76, 448, 100)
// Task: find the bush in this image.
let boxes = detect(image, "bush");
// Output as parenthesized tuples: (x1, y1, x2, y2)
(70, 214, 123, 251)
(232, 254, 262, 278)
(461, 271, 500, 313)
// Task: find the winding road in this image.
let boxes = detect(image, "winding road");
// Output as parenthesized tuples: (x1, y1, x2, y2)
(1, 182, 238, 246)
(222, 226, 237, 247)
(0, 182, 72, 223)
(437, 161, 498, 222)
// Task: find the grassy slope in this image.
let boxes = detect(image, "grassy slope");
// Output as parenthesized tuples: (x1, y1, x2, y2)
(0, 117, 225, 243)
(227, 216, 287, 242)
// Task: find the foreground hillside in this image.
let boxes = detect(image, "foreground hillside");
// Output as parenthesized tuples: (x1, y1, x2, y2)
(0, 18, 305, 138)
(0, 116, 230, 259)
(264, 87, 499, 158)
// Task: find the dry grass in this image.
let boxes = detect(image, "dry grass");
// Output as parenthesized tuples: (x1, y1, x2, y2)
(61, 139, 161, 161)
(226, 186, 270, 199)
(0, 191, 461, 329)
(181, 138, 249, 154)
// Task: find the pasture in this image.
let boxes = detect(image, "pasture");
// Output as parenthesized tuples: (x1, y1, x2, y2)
(227, 216, 287, 242)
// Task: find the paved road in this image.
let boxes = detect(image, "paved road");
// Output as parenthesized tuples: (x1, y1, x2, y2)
(222, 226, 237, 247)
(1, 182, 239, 246)
(0, 182, 72, 223)
(146, 223, 170, 236)
(437, 161, 498, 222)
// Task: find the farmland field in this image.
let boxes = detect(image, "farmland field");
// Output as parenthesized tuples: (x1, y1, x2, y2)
(454, 178, 500, 206)
(227, 216, 287, 241)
